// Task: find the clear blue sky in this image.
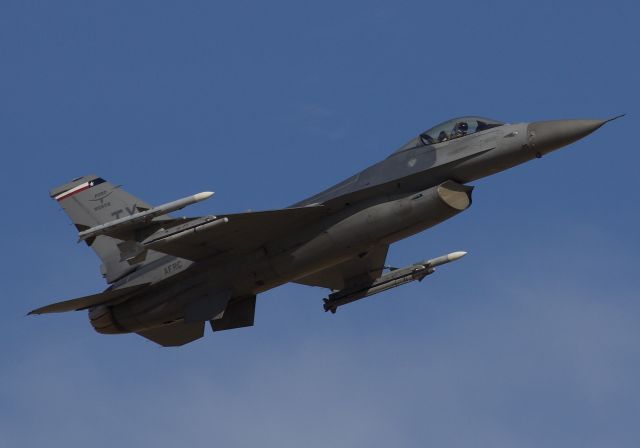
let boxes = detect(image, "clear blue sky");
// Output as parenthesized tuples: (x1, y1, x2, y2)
(1, 1, 639, 446)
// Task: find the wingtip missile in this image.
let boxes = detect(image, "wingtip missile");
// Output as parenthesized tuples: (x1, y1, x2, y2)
(424, 250, 467, 268)
(448, 250, 467, 259)
(78, 190, 216, 241)
(193, 191, 215, 202)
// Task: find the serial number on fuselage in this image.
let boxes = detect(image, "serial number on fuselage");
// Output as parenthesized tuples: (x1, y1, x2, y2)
(164, 260, 184, 276)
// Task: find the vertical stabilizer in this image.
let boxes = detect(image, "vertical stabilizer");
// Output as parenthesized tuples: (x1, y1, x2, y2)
(50, 175, 162, 283)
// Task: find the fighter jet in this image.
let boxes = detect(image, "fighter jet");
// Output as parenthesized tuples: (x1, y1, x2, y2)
(29, 115, 621, 346)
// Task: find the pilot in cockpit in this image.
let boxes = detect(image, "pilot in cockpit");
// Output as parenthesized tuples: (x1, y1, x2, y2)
(452, 121, 469, 138)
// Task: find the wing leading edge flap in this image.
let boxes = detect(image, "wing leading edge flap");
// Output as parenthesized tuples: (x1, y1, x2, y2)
(294, 245, 389, 291)
(28, 284, 149, 315)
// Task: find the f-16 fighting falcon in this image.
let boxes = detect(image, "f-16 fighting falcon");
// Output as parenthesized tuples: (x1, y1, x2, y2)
(29, 115, 622, 346)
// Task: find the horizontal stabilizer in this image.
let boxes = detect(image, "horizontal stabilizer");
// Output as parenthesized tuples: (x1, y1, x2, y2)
(137, 321, 204, 347)
(28, 284, 149, 315)
(184, 290, 231, 323)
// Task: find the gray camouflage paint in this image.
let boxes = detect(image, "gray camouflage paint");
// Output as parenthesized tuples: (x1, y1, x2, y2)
(31, 116, 619, 346)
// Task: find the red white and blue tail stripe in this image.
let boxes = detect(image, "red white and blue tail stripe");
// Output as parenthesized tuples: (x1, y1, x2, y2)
(53, 178, 106, 202)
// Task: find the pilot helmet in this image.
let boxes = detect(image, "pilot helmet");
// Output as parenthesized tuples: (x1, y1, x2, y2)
(458, 122, 468, 132)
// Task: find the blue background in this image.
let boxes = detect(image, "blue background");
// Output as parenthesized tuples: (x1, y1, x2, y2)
(1, 1, 638, 446)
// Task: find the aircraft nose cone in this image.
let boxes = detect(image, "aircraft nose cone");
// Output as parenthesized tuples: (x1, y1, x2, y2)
(526, 118, 612, 155)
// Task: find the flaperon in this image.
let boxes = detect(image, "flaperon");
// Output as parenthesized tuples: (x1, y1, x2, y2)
(29, 115, 622, 346)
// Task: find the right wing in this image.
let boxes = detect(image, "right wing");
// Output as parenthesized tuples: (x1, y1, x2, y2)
(295, 245, 389, 291)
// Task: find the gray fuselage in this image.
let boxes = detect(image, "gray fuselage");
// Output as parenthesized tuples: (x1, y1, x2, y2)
(93, 118, 606, 333)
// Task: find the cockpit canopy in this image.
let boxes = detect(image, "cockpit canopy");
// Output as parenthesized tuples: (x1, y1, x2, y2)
(395, 116, 505, 153)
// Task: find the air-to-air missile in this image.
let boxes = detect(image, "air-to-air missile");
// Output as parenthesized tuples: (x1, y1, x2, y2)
(78, 191, 215, 241)
(323, 251, 467, 313)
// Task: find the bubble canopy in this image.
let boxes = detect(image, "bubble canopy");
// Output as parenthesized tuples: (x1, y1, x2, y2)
(395, 116, 505, 153)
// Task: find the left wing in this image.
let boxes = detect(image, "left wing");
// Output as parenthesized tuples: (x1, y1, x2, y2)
(294, 245, 389, 290)
(96, 205, 330, 263)
(145, 206, 329, 261)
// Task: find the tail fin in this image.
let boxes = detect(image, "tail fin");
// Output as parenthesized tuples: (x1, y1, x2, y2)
(51, 175, 159, 283)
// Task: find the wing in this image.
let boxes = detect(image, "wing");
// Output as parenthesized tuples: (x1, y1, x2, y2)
(28, 284, 149, 315)
(140, 205, 329, 261)
(294, 245, 389, 290)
